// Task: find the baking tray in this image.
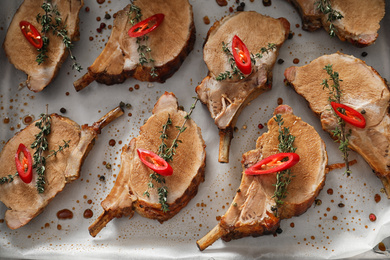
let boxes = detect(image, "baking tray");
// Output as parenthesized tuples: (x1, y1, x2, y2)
(0, 0, 389, 259)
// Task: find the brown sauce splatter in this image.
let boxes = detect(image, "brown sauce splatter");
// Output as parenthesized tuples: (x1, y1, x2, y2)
(378, 242, 386, 251)
(290, 222, 295, 228)
(216, 0, 228, 6)
(83, 209, 93, 219)
(97, 0, 105, 4)
(203, 16, 210, 25)
(22, 115, 34, 125)
(3, 117, 10, 124)
(327, 188, 333, 195)
(277, 98, 283, 105)
(293, 58, 300, 64)
(57, 209, 73, 220)
(57, 224, 62, 230)
(109, 139, 116, 146)
(258, 123, 264, 129)
(134, 84, 140, 90)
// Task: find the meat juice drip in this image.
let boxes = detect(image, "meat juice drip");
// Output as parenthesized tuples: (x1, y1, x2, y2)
(277, 98, 283, 105)
(3, 117, 10, 124)
(22, 115, 34, 125)
(378, 242, 386, 252)
(374, 194, 381, 203)
(97, 0, 105, 4)
(203, 16, 210, 25)
(109, 139, 116, 146)
(56, 209, 73, 220)
(83, 209, 93, 219)
(216, 0, 228, 6)
(327, 188, 333, 195)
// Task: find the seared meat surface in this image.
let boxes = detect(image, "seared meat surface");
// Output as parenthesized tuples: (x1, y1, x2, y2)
(89, 92, 206, 237)
(196, 11, 290, 163)
(197, 105, 328, 250)
(74, 0, 195, 91)
(3, 0, 84, 92)
(0, 107, 123, 229)
(285, 52, 390, 197)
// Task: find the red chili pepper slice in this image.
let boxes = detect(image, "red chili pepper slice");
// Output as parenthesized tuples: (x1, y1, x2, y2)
(128, 13, 165, 38)
(19, 21, 43, 49)
(137, 148, 173, 176)
(330, 102, 366, 128)
(232, 35, 252, 75)
(15, 143, 33, 183)
(245, 152, 300, 175)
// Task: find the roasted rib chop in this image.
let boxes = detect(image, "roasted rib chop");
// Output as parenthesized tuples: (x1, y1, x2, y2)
(196, 11, 290, 163)
(0, 106, 123, 230)
(284, 52, 390, 197)
(286, 0, 385, 47)
(197, 105, 328, 251)
(3, 0, 84, 92)
(89, 92, 206, 237)
(74, 0, 195, 91)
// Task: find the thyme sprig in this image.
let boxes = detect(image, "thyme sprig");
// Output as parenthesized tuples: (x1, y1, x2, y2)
(321, 64, 352, 176)
(46, 140, 71, 159)
(136, 36, 158, 78)
(250, 43, 277, 63)
(216, 42, 276, 81)
(128, 4, 142, 25)
(0, 173, 18, 185)
(160, 98, 199, 162)
(128, 4, 158, 78)
(216, 41, 245, 81)
(316, 0, 344, 37)
(0, 111, 70, 189)
(143, 98, 199, 212)
(36, 0, 82, 71)
(272, 114, 297, 217)
(31, 111, 71, 193)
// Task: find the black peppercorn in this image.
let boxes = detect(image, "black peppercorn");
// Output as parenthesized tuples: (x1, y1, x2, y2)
(276, 227, 283, 234)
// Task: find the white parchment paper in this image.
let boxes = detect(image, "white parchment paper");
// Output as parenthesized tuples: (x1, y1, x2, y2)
(0, 0, 389, 259)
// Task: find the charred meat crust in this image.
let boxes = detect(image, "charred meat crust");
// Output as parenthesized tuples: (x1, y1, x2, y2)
(286, 0, 322, 31)
(74, 0, 196, 90)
